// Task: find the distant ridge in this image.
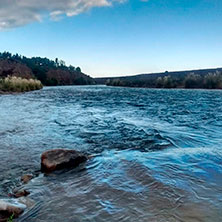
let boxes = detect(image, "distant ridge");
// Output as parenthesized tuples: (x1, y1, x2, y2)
(95, 67, 222, 85)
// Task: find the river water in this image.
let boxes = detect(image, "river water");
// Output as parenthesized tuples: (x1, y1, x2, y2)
(0, 86, 222, 222)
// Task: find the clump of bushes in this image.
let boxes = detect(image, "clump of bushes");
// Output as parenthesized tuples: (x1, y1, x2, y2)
(156, 72, 222, 89)
(156, 76, 179, 88)
(0, 76, 43, 93)
(203, 72, 222, 89)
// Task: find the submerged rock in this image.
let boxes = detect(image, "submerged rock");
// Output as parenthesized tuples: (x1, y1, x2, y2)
(41, 149, 88, 173)
(18, 197, 35, 208)
(0, 200, 25, 221)
(13, 189, 30, 198)
(21, 174, 33, 184)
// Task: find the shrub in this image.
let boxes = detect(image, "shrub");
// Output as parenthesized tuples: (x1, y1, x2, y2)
(0, 76, 43, 93)
(184, 73, 203, 88)
(203, 72, 222, 89)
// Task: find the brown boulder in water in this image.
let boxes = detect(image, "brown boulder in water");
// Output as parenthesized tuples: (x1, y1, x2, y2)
(21, 174, 33, 184)
(13, 189, 30, 198)
(0, 200, 25, 221)
(41, 149, 88, 173)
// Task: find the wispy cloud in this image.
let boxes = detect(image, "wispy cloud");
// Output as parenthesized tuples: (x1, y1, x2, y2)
(0, 0, 125, 30)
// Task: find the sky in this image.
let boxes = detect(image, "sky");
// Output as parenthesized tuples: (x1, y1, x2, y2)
(0, 0, 222, 77)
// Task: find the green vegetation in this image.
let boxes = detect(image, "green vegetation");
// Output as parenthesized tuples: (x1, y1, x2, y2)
(7, 214, 14, 222)
(0, 52, 95, 86)
(106, 71, 222, 89)
(0, 76, 43, 93)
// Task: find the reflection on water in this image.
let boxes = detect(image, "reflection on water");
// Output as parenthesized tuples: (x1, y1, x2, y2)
(0, 86, 222, 221)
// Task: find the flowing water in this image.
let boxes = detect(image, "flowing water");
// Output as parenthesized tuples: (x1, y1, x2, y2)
(0, 86, 222, 222)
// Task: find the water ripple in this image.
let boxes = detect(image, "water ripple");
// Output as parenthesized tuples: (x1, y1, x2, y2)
(0, 86, 222, 221)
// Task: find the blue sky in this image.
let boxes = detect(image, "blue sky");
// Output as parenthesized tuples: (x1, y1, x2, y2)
(0, 0, 222, 77)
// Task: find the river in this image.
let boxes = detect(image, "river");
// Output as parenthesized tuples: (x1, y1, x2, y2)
(0, 86, 222, 222)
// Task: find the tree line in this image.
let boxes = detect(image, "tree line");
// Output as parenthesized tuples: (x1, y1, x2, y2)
(106, 71, 222, 89)
(0, 52, 95, 86)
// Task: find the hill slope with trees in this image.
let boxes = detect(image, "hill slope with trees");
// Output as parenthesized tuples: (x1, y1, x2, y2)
(96, 68, 222, 89)
(0, 52, 95, 86)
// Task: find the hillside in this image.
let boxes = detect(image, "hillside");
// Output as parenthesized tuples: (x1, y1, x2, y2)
(0, 52, 95, 86)
(0, 59, 34, 79)
(96, 68, 222, 89)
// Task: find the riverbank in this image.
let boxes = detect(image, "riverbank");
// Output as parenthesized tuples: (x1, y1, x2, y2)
(106, 72, 222, 89)
(96, 69, 222, 89)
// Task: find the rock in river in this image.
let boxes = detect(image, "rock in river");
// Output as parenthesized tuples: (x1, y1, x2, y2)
(13, 189, 30, 198)
(41, 149, 88, 173)
(0, 199, 25, 221)
(21, 174, 33, 184)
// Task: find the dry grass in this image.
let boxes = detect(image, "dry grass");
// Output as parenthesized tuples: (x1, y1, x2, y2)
(0, 76, 43, 93)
